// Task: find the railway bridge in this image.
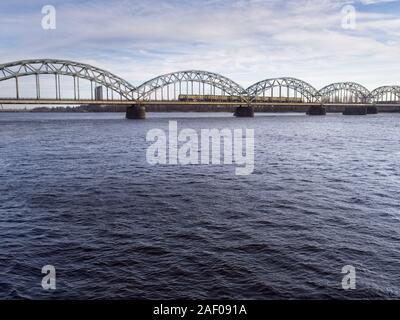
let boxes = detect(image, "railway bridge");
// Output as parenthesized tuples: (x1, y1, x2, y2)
(1, 59, 399, 118)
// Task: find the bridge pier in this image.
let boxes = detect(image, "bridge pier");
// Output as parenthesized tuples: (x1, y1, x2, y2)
(307, 105, 326, 116)
(343, 106, 367, 115)
(126, 105, 146, 119)
(234, 106, 254, 118)
(367, 105, 378, 114)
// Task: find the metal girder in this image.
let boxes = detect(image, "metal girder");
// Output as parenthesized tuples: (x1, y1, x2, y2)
(1, 59, 399, 106)
(317, 82, 371, 103)
(0, 59, 136, 99)
(135, 70, 247, 101)
(370, 86, 400, 103)
(246, 77, 318, 103)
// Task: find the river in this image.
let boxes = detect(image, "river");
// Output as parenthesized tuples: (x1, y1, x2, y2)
(0, 112, 399, 299)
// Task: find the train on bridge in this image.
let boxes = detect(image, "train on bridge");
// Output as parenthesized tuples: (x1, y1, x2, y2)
(178, 94, 303, 104)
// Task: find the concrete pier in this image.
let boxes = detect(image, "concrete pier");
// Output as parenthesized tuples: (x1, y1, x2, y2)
(234, 106, 254, 117)
(367, 105, 379, 114)
(343, 106, 367, 115)
(126, 105, 146, 119)
(307, 105, 326, 116)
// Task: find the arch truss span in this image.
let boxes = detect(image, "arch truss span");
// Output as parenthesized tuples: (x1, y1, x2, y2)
(246, 77, 318, 103)
(134, 70, 248, 103)
(370, 86, 400, 104)
(317, 82, 371, 104)
(0, 59, 136, 100)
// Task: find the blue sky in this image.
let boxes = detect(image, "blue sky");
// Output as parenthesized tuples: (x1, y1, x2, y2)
(0, 0, 400, 90)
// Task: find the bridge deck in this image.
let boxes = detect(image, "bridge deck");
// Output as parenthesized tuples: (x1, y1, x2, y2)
(1, 99, 396, 107)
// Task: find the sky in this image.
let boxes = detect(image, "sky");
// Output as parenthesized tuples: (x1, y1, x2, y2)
(0, 0, 400, 91)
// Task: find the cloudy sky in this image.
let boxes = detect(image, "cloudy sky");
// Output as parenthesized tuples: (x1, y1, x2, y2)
(0, 0, 399, 90)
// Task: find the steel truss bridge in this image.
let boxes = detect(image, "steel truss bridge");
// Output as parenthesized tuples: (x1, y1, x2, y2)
(0, 59, 399, 106)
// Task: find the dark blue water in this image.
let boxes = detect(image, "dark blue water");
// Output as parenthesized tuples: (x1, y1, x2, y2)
(0, 112, 399, 299)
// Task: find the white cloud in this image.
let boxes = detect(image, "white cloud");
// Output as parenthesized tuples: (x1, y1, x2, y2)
(0, 0, 399, 91)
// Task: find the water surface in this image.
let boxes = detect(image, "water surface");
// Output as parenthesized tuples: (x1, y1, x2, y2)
(0, 112, 399, 299)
